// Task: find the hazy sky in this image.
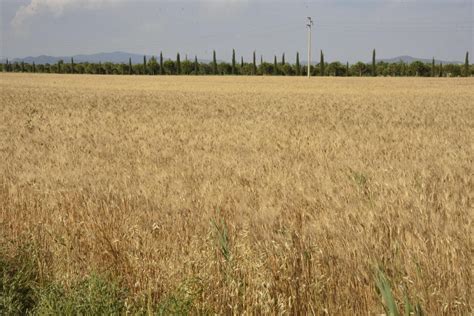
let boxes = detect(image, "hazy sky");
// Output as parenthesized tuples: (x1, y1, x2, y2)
(1, 0, 472, 62)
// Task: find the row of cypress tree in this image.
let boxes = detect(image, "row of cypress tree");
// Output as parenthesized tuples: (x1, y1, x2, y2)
(2, 50, 471, 77)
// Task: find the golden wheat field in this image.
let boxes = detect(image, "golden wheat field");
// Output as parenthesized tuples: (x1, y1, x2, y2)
(0, 73, 472, 314)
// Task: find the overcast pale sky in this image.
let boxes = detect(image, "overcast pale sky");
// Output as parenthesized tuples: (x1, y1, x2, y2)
(1, 0, 472, 62)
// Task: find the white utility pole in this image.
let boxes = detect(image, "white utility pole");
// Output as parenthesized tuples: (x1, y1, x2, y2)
(307, 17, 313, 78)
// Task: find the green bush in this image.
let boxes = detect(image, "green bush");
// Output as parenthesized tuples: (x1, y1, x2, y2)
(34, 275, 126, 315)
(1, 244, 127, 315)
(0, 245, 40, 315)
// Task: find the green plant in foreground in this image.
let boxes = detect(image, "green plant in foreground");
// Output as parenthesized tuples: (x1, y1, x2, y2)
(1, 244, 127, 315)
(34, 275, 126, 315)
(0, 245, 40, 315)
(156, 279, 202, 315)
(211, 218, 231, 262)
(374, 267, 423, 316)
(375, 268, 399, 316)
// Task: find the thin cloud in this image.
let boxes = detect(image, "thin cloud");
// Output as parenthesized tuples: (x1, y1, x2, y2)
(11, 0, 124, 29)
(11, 0, 251, 29)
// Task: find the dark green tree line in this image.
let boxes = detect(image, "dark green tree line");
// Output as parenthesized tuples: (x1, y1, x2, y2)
(4, 51, 471, 77)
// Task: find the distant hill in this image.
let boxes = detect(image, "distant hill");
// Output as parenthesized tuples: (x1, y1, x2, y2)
(3, 51, 213, 65)
(378, 55, 462, 64)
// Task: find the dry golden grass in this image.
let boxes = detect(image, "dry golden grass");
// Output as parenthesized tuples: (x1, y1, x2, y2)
(0, 73, 472, 314)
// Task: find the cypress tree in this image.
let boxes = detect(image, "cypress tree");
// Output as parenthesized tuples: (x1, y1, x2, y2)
(431, 57, 435, 77)
(296, 52, 300, 76)
(176, 53, 181, 75)
(464, 51, 469, 77)
(5, 59, 8, 72)
(241, 56, 244, 70)
(439, 62, 443, 77)
(160, 52, 164, 75)
(252, 51, 257, 75)
(213, 50, 217, 75)
(260, 55, 263, 65)
(346, 62, 349, 76)
(150, 56, 156, 75)
(71, 57, 74, 74)
(372, 49, 376, 76)
(32, 62, 36, 73)
(143, 55, 147, 75)
(129, 57, 132, 75)
(320, 50, 324, 76)
(232, 49, 236, 75)
(274, 55, 278, 75)
(282, 53, 285, 66)
(194, 56, 199, 75)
